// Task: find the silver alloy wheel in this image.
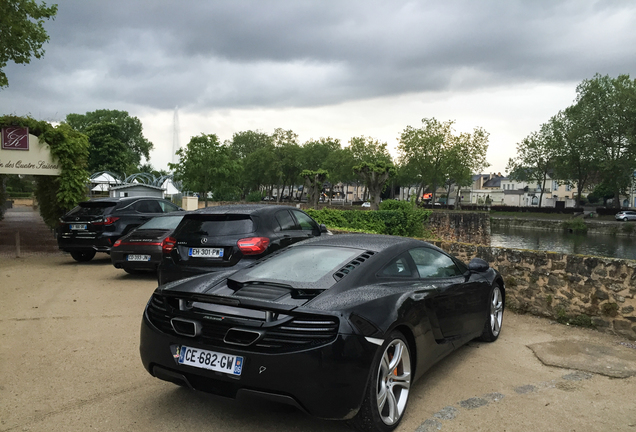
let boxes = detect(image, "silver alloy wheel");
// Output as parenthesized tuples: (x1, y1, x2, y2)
(490, 286, 504, 336)
(376, 339, 411, 426)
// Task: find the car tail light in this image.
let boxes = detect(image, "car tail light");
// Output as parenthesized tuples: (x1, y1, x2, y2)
(237, 237, 270, 255)
(162, 236, 177, 254)
(93, 216, 120, 226)
(113, 239, 122, 247)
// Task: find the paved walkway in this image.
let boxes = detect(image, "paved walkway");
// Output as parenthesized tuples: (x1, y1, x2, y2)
(0, 206, 59, 255)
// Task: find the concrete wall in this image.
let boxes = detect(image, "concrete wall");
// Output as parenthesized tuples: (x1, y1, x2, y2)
(432, 241, 636, 341)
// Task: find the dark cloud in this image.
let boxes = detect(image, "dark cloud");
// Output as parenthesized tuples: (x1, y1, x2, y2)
(2, 0, 636, 120)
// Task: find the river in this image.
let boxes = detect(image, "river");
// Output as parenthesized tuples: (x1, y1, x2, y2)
(490, 225, 636, 260)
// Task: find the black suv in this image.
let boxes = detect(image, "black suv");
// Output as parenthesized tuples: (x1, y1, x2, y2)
(157, 204, 328, 285)
(58, 197, 184, 262)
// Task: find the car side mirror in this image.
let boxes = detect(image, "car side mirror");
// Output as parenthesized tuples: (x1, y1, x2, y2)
(468, 258, 489, 272)
(319, 224, 328, 234)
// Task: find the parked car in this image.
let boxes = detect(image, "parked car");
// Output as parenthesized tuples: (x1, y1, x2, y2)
(361, 201, 371, 208)
(615, 210, 636, 221)
(141, 234, 504, 431)
(110, 213, 187, 274)
(58, 197, 184, 262)
(157, 204, 328, 285)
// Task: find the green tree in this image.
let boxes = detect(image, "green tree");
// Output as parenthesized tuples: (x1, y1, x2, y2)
(301, 137, 341, 170)
(345, 136, 392, 201)
(398, 118, 456, 204)
(272, 128, 301, 202)
(574, 74, 636, 208)
(138, 163, 168, 177)
(348, 136, 392, 165)
(229, 130, 272, 159)
(301, 169, 328, 208)
(65, 110, 154, 168)
(0, 0, 57, 88)
(301, 137, 342, 201)
(84, 123, 136, 175)
(446, 127, 490, 208)
(353, 161, 396, 210)
(507, 122, 558, 208)
(169, 134, 237, 207)
(550, 107, 597, 204)
(229, 130, 273, 198)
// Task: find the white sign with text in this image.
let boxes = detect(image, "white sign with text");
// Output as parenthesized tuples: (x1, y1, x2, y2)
(0, 128, 61, 175)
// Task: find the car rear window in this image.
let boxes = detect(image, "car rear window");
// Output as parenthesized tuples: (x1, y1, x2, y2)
(175, 214, 254, 236)
(66, 202, 116, 217)
(242, 246, 361, 284)
(137, 215, 184, 230)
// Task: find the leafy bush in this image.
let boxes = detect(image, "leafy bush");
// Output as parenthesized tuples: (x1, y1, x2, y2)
(212, 186, 241, 202)
(246, 190, 263, 202)
(586, 192, 600, 204)
(562, 218, 588, 233)
(306, 201, 431, 237)
(7, 191, 33, 198)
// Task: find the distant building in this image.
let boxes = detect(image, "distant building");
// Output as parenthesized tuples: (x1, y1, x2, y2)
(447, 172, 580, 208)
(109, 184, 165, 199)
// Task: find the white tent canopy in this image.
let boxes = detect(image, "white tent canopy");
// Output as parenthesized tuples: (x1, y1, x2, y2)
(162, 178, 181, 195)
(90, 172, 122, 192)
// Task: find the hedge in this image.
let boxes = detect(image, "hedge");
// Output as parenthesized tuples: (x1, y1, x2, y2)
(305, 200, 431, 237)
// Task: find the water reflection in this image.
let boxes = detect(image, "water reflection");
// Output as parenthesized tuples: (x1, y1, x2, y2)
(490, 226, 636, 260)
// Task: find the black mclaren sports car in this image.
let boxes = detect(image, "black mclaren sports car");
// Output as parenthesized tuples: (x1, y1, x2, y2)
(140, 234, 504, 432)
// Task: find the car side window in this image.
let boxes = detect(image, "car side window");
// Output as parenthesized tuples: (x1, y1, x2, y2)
(159, 201, 180, 213)
(134, 200, 162, 213)
(408, 248, 462, 278)
(275, 210, 298, 231)
(292, 210, 318, 231)
(379, 255, 414, 278)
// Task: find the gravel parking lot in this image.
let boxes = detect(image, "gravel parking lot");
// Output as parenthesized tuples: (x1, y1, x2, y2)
(1, 252, 635, 432)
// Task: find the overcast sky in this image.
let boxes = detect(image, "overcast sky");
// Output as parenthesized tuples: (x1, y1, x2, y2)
(2, 0, 636, 174)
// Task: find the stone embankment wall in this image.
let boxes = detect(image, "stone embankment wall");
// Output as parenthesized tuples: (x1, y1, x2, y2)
(428, 211, 490, 245)
(491, 217, 636, 237)
(431, 241, 636, 341)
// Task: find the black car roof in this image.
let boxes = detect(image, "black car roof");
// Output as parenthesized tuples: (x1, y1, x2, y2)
(294, 233, 429, 253)
(83, 197, 163, 203)
(190, 204, 295, 216)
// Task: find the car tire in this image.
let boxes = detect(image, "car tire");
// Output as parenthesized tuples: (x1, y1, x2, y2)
(478, 284, 504, 342)
(349, 330, 412, 432)
(70, 250, 96, 262)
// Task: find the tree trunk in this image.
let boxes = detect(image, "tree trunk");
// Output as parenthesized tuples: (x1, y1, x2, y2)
(454, 185, 462, 210)
(415, 184, 423, 204)
(539, 173, 549, 208)
(431, 182, 438, 205)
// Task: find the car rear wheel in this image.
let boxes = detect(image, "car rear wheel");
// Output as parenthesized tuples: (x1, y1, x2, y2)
(478, 284, 504, 342)
(349, 330, 412, 432)
(70, 250, 96, 262)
